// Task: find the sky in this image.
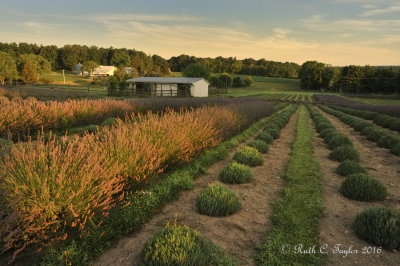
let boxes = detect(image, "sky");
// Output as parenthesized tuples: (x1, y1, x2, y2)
(0, 0, 399, 66)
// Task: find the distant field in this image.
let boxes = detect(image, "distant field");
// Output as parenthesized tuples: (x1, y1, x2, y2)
(39, 71, 92, 86)
(226, 76, 301, 97)
(346, 97, 400, 106)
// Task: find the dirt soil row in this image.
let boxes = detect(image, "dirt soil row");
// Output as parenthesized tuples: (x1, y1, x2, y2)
(93, 110, 299, 266)
(314, 108, 400, 266)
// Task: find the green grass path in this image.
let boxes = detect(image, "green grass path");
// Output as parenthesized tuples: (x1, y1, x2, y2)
(257, 105, 325, 265)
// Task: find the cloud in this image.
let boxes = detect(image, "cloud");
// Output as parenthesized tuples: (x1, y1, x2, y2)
(361, 4, 400, 17)
(24, 21, 55, 32)
(273, 27, 292, 39)
(301, 14, 400, 33)
(90, 14, 400, 65)
(90, 13, 201, 23)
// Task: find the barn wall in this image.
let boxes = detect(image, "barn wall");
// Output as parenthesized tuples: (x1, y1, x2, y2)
(190, 80, 209, 97)
(155, 83, 177, 96)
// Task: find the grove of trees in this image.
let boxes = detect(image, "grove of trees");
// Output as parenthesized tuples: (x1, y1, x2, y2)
(299, 61, 400, 94)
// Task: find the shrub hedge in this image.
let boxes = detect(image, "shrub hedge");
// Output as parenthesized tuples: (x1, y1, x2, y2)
(327, 135, 353, 150)
(329, 145, 359, 162)
(264, 128, 280, 139)
(141, 222, 238, 265)
(340, 173, 387, 201)
(233, 146, 264, 166)
(353, 206, 400, 250)
(196, 184, 241, 217)
(319, 105, 400, 156)
(247, 140, 269, 153)
(255, 132, 274, 144)
(391, 143, 400, 156)
(336, 160, 365, 176)
(219, 162, 253, 184)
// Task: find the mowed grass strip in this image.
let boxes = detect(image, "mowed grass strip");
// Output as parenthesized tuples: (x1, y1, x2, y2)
(257, 106, 325, 265)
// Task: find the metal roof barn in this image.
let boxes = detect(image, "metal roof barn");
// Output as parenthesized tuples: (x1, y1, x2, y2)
(126, 77, 209, 97)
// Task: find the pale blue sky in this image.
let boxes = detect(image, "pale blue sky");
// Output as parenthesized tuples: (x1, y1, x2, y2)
(1, 0, 399, 65)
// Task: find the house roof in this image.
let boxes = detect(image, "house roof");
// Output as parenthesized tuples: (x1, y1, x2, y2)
(126, 77, 208, 84)
(93, 66, 116, 74)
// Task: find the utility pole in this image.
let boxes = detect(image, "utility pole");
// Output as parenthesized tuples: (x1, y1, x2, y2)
(62, 69, 66, 84)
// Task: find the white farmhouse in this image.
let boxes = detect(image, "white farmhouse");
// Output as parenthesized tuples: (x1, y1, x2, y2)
(92, 66, 117, 76)
(125, 77, 209, 97)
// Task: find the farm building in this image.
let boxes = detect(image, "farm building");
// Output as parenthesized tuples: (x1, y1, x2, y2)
(75, 63, 83, 75)
(125, 77, 209, 97)
(92, 66, 117, 76)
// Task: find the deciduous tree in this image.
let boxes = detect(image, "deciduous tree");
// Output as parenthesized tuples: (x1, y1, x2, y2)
(0, 51, 18, 85)
(82, 60, 99, 76)
(183, 63, 210, 79)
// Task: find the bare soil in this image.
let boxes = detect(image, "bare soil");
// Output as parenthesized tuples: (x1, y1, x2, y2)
(313, 109, 400, 266)
(93, 110, 299, 266)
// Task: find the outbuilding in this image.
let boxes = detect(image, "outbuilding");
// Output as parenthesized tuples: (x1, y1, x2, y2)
(92, 66, 117, 76)
(125, 77, 209, 97)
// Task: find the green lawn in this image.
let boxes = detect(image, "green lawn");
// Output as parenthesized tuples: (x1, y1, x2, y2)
(39, 71, 93, 86)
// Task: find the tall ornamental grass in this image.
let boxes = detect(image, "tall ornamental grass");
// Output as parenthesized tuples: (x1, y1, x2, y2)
(0, 134, 124, 258)
(0, 103, 269, 259)
(0, 98, 135, 140)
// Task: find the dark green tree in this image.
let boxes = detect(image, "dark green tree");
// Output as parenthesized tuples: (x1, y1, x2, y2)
(232, 76, 244, 87)
(219, 73, 233, 88)
(339, 65, 365, 93)
(110, 49, 131, 67)
(299, 61, 326, 90)
(39, 45, 58, 69)
(183, 63, 210, 79)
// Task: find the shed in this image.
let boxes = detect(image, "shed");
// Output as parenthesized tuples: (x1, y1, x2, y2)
(125, 77, 209, 97)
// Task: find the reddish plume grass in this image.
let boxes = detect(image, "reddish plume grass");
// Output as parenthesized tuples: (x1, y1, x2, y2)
(0, 100, 274, 259)
(0, 98, 135, 140)
(0, 134, 124, 259)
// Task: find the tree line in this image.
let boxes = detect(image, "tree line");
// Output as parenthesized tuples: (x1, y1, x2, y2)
(168, 54, 300, 78)
(1, 42, 399, 94)
(0, 42, 171, 84)
(299, 61, 400, 94)
(0, 42, 301, 85)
